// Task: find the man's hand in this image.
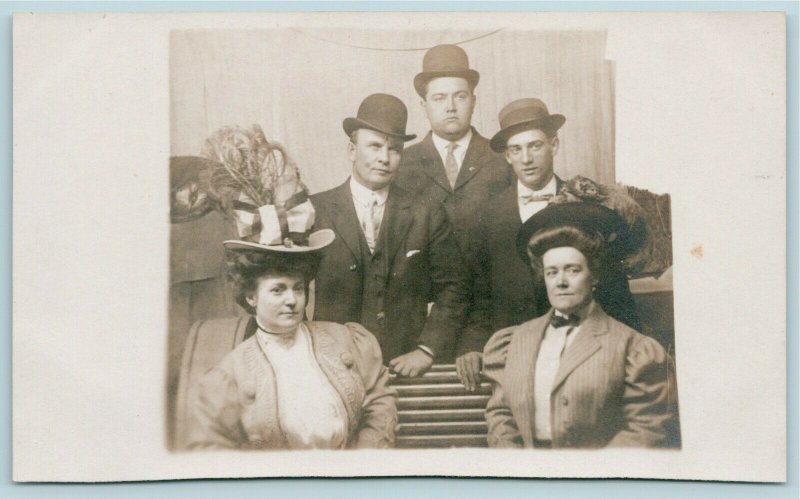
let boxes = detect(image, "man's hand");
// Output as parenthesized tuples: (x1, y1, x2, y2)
(389, 350, 434, 378)
(456, 352, 483, 392)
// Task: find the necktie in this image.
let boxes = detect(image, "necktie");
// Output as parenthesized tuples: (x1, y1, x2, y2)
(520, 193, 553, 204)
(445, 142, 459, 189)
(550, 313, 581, 329)
(362, 194, 381, 252)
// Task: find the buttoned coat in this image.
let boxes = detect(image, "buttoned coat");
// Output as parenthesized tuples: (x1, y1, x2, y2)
(395, 129, 513, 253)
(186, 320, 397, 450)
(482, 305, 680, 448)
(310, 181, 471, 362)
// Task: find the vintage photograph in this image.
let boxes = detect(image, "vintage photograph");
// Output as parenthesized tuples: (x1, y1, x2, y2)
(12, 11, 786, 483)
(168, 27, 679, 452)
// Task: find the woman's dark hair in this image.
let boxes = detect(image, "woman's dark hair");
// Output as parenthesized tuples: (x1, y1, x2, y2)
(226, 249, 321, 315)
(527, 225, 608, 281)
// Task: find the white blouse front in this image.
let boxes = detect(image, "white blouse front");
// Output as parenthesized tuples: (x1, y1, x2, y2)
(255, 323, 349, 449)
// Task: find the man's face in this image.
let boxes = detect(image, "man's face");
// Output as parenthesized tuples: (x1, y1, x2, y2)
(541, 246, 595, 315)
(349, 128, 403, 191)
(505, 128, 559, 191)
(421, 77, 476, 141)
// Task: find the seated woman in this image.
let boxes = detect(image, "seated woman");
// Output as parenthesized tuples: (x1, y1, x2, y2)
(186, 229, 397, 450)
(483, 202, 679, 449)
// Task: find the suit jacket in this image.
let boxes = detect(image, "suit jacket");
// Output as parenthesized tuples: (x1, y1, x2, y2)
(311, 181, 471, 362)
(467, 181, 562, 339)
(467, 180, 642, 347)
(187, 320, 397, 450)
(482, 304, 680, 449)
(395, 129, 513, 252)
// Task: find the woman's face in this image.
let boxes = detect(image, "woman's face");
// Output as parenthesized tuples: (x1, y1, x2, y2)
(247, 274, 307, 334)
(542, 246, 597, 315)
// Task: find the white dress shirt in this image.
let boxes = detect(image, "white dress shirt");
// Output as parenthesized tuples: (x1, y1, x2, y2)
(532, 303, 591, 441)
(431, 129, 473, 174)
(350, 177, 388, 245)
(255, 322, 349, 449)
(517, 175, 557, 223)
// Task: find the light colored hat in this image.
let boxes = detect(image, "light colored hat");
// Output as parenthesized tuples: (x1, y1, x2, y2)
(224, 228, 335, 253)
(490, 98, 566, 153)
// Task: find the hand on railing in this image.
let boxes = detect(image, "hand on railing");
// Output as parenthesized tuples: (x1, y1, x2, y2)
(455, 352, 483, 392)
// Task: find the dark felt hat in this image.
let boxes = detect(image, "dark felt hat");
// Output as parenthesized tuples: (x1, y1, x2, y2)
(413, 44, 480, 97)
(343, 93, 416, 141)
(516, 202, 629, 264)
(490, 98, 566, 153)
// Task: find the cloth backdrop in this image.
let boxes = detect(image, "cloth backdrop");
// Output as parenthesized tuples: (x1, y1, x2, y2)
(170, 28, 615, 193)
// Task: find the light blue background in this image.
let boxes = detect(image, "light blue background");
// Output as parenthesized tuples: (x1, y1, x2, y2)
(1, 1, 796, 497)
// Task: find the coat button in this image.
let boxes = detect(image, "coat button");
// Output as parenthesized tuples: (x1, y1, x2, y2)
(561, 396, 569, 406)
(340, 352, 354, 368)
(349, 264, 357, 271)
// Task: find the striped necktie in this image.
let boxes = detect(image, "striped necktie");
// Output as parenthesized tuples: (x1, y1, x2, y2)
(444, 142, 459, 189)
(362, 193, 381, 252)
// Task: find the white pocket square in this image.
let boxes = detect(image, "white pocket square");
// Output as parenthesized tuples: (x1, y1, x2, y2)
(406, 250, 421, 258)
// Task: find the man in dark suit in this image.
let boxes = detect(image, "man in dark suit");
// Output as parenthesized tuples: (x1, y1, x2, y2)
(311, 93, 471, 378)
(469, 98, 641, 345)
(395, 44, 513, 387)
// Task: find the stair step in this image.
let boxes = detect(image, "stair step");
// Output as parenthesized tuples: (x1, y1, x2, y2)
(398, 395, 490, 410)
(397, 421, 488, 436)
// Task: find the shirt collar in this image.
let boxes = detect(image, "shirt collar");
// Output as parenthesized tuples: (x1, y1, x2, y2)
(517, 175, 557, 198)
(553, 300, 596, 323)
(350, 176, 389, 207)
(431, 128, 473, 159)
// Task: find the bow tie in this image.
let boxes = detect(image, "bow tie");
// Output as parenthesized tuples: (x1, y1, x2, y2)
(551, 313, 581, 328)
(520, 193, 553, 204)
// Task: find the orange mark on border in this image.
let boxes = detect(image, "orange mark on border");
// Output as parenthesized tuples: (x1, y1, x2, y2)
(691, 245, 703, 260)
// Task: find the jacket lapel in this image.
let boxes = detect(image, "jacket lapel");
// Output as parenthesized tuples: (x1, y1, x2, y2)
(384, 186, 414, 264)
(510, 317, 548, 446)
(551, 304, 606, 393)
(453, 130, 488, 190)
(499, 183, 523, 226)
(418, 133, 453, 193)
(306, 322, 361, 442)
(244, 336, 286, 448)
(329, 181, 364, 262)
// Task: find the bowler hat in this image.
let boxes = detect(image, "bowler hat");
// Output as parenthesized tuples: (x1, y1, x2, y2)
(490, 98, 566, 153)
(516, 202, 628, 265)
(343, 93, 416, 142)
(413, 44, 480, 98)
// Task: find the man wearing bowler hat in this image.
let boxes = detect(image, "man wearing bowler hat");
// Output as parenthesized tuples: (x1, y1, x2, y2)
(395, 44, 513, 387)
(311, 93, 471, 378)
(468, 97, 641, 341)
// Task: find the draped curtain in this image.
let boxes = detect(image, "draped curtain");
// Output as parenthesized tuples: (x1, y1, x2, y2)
(170, 28, 615, 193)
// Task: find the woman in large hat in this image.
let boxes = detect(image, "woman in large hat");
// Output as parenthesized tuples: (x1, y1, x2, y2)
(183, 126, 396, 450)
(482, 202, 679, 449)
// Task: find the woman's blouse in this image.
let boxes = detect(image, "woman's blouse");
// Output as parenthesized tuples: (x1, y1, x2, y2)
(255, 323, 349, 449)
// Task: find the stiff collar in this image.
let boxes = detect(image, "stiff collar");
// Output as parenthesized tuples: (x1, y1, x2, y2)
(349, 176, 389, 207)
(431, 128, 473, 163)
(517, 175, 557, 199)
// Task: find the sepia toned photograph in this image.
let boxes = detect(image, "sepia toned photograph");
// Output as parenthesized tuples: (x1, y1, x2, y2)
(168, 28, 680, 452)
(12, 11, 786, 483)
